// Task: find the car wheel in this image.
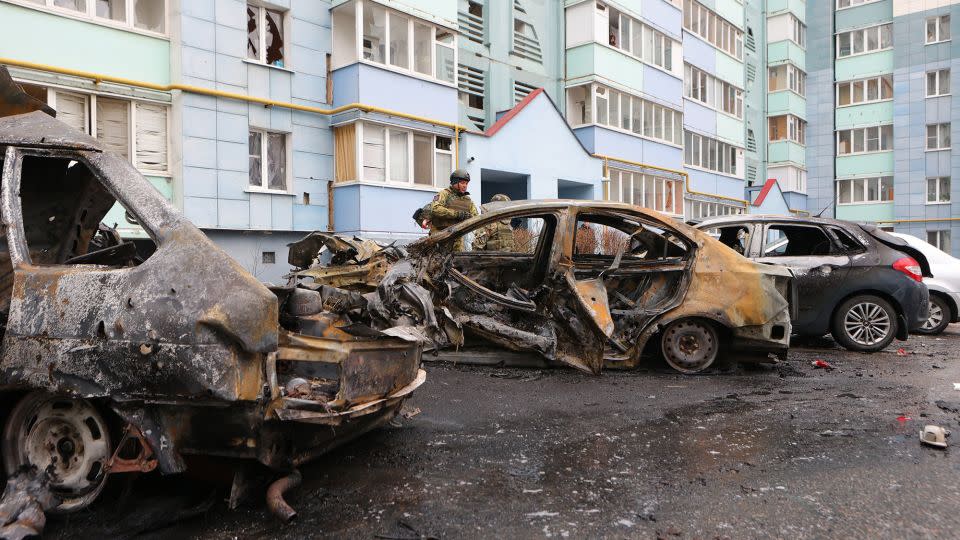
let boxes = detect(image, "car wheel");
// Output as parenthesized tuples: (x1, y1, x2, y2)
(831, 295, 897, 352)
(661, 319, 719, 374)
(917, 295, 950, 335)
(2, 392, 112, 513)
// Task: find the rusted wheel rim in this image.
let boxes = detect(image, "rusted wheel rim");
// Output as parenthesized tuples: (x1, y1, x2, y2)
(3, 394, 111, 513)
(922, 300, 944, 331)
(843, 301, 891, 346)
(662, 320, 718, 374)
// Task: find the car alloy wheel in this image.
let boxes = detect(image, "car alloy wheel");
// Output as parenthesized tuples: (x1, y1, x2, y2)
(2, 393, 112, 513)
(843, 300, 892, 347)
(918, 295, 950, 335)
(661, 319, 719, 374)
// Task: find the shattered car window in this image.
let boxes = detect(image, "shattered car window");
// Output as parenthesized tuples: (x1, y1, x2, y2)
(763, 225, 834, 257)
(452, 216, 550, 296)
(829, 227, 866, 254)
(701, 225, 751, 255)
(18, 155, 155, 267)
(573, 214, 688, 262)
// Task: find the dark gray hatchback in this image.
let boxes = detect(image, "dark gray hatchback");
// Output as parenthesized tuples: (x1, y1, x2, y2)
(697, 216, 930, 352)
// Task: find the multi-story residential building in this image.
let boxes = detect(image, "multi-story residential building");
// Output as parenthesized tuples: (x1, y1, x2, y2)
(807, 0, 960, 256)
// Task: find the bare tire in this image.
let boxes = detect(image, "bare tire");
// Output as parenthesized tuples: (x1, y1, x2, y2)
(917, 295, 950, 335)
(661, 319, 719, 374)
(831, 295, 897, 352)
(2, 392, 112, 513)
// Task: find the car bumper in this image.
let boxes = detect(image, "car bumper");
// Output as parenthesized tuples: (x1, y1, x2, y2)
(729, 305, 793, 361)
(898, 280, 930, 333)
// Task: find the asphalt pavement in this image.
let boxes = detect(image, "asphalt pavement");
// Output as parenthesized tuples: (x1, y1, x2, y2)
(49, 326, 960, 539)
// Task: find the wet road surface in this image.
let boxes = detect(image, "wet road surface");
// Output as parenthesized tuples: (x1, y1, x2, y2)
(49, 327, 960, 539)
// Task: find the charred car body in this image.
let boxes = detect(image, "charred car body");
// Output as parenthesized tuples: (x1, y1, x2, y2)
(288, 201, 794, 375)
(698, 215, 930, 352)
(0, 69, 424, 524)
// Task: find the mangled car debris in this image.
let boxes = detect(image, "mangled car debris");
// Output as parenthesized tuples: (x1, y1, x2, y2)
(0, 66, 424, 530)
(288, 201, 795, 375)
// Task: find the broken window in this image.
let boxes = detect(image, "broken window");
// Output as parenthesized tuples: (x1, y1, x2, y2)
(829, 227, 866, 254)
(702, 225, 751, 255)
(362, 2, 387, 63)
(574, 214, 689, 263)
(16, 154, 156, 267)
(248, 4, 285, 67)
(762, 225, 834, 257)
(249, 130, 288, 191)
(28, 0, 165, 32)
(96, 0, 124, 21)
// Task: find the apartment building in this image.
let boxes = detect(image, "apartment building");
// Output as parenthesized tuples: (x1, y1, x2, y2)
(806, 0, 959, 256)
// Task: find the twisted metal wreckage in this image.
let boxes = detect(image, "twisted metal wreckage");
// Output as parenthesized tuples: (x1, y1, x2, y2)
(0, 66, 425, 536)
(287, 199, 795, 376)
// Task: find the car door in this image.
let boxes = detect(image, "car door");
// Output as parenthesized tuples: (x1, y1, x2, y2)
(752, 222, 851, 330)
(440, 209, 614, 374)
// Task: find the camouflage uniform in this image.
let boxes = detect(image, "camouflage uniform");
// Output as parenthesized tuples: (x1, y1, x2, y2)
(474, 220, 514, 251)
(428, 187, 478, 251)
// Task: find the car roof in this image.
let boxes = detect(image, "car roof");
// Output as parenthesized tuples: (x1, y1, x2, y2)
(0, 110, 103, 152)
(697, 214, 855, 228)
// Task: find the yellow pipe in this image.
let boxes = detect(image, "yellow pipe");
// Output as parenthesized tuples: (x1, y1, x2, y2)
(0, 57, 468, 131)
(592, 153, 750, 206)
(877, 217, 960, 224)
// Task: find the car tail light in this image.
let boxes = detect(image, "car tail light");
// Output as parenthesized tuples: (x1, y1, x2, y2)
(892, 257, 923, 282)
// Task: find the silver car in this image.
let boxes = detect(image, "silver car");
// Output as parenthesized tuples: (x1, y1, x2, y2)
(890, 233, 960, 334)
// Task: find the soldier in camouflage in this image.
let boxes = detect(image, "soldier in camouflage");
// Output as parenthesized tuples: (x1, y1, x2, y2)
(474, 193, 515, 252)
(428, 169, 478, 250)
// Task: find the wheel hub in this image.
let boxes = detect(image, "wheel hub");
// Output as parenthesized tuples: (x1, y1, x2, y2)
(844, 301, 891, 346)
(662, 320, 718, 374)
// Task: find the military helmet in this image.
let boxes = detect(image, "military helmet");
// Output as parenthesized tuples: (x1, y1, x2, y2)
(450, 169, 471, 184)
(490, 193, 511, 202)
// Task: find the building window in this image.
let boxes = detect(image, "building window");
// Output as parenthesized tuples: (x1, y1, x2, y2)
(20, 0, 165, 33)
(683, 131, 743, 177)
(685, 64, 743, 118)
(768, 64, 806, 96)
(686, 200, 744, 220)
(768, 115, 806, 145)
(606, 168, 683, 215)
(836, 75, 893, 106)
(927, 177, 951, 203)
(927, 123, 951, 150)
(927, 69, 951, 97)
(23, 84, 169, 173)
(247, 4, 285, 67)
(928, 230, 952, 252)
(459, 1, 484, 44)
(604, 4, 677, 73)
(836, 0, 883, 9)
(836, 125, 893, 155)
(249, 130, 288, 191)
(355, 123, 452, 187)
(348, 1, 455, 84)
(790, 15, 806, 48)
(836, 176, 894, 204)
(262, 251, 276, 264)
(567, 84, 683, 146)
(926, 15, 951, 44)
(836, 24, 892, 58)
(683, 0, 743, 59)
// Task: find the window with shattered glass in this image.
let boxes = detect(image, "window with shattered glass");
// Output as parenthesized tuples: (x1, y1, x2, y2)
(27, 0, 165, 33)
(249, 130, 288, 191)
(248, 4, 286, 67)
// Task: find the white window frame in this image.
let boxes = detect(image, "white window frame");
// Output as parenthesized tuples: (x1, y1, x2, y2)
(605, 167, 683, 216)
(9, 0, 167, 36)
(248, 128, 291, 193)
(926, 123, 951, 151)
(572, 84, 683, 147)
(685, 199, 744, 219)
(356, 0, 457, 87)
(926, 176, 951, 204)
(836, 0, 884, 10)
(355, 122, 453, 189)
(836, 176, 894, 205)
(836, 74, 893, 106)
(769, 115, 806, 145)
(682, 0, 743, 60)
(40, 85, 170, 176)
(926, 69, 951, 97)
(684, 64, 743, 118)
(836, 24, 893, 58)
(926, 15, 951, 44)
(790, 15, 806, 48)
(247, 4, 288, 68)
(768, 64, 806, 96)
(836, 125, 893, 155)
(600, 3, 679, 75)
(927, 230, 952, 252)
(683, 131, 743, 178)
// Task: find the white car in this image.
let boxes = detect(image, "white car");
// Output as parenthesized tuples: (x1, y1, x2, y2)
(890, 233, 960, 334)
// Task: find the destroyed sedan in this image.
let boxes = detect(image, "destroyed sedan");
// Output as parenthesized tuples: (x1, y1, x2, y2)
(0, 71, 424, 527)
(289, 201, 794, 375)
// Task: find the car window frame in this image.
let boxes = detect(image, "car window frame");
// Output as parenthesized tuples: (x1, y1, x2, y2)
(760, 222, 838, 258)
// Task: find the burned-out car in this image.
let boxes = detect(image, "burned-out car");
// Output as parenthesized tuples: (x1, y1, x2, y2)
(289, 201, 794, 375)
(0, 69, 424, 527)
